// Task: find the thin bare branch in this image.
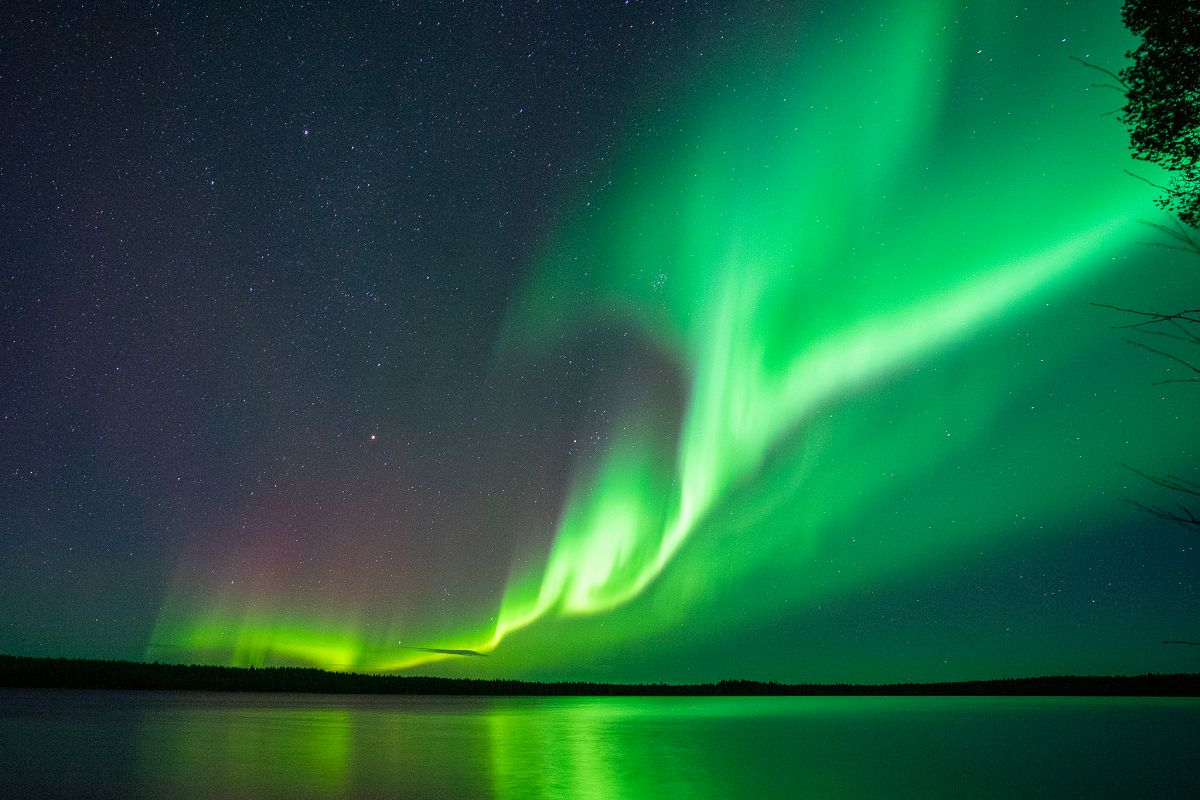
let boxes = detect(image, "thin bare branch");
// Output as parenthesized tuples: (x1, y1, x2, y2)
(1122, 337, 1200, 376)
(1121, 464, 1200, 497)
(1135, 327, 1200, 346)
(1091, 303, 1200, 328)
(1070, 55, 1129, 89)
(1125, 498, 1200, 528)
(1140, 219, 1200, 255)
(1124, 169, 1171, 192)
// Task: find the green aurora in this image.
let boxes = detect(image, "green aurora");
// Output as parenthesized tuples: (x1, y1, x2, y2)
(146, 0, 1200, 681)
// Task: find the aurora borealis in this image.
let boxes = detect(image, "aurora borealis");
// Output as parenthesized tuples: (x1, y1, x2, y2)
(3, 1, 1198, 684)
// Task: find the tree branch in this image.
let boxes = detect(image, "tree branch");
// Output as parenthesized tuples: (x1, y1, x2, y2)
(1124, 169, 1172, 192)
(1070, 55, 1129, 90)
(1090, 303, 1200, 328)
(1140, 218, 1200, 256)
(1121, 337, 1200, 376)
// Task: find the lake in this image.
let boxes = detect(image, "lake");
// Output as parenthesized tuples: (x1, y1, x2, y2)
(1, 690, 1198, 798)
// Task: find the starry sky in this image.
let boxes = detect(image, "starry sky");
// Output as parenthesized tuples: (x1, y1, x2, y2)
(2, 0, 1197, 684)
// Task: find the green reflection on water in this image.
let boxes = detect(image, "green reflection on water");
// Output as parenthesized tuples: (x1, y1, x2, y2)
(488, 699, 636, 800)
(136, 701, 353, 797)
(486, 696, 879, 799)
(133, 695, 500, 799)
(119, 694, 1200, 799)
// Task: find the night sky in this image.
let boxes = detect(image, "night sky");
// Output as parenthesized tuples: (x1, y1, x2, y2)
(3, 0, 1198, 684)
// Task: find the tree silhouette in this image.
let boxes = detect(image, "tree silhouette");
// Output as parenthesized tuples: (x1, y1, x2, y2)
(1102, 1, 1200, 530)
(1120, 0, 1200, 226)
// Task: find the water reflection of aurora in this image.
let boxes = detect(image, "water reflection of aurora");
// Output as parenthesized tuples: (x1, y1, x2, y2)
(149, 0, 1200, 681)
(119, 696, 1200, 799)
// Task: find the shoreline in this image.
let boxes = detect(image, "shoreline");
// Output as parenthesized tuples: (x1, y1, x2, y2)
(3, 655, 1198, 697)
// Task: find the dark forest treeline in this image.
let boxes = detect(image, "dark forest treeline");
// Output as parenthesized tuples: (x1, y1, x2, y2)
(2, 655, 1198, 696)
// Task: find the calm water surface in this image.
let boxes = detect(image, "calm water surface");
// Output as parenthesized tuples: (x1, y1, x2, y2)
(1, 689, 1197, 799)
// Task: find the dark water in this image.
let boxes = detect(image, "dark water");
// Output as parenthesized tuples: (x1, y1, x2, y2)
(1, 690, 1198, 799)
